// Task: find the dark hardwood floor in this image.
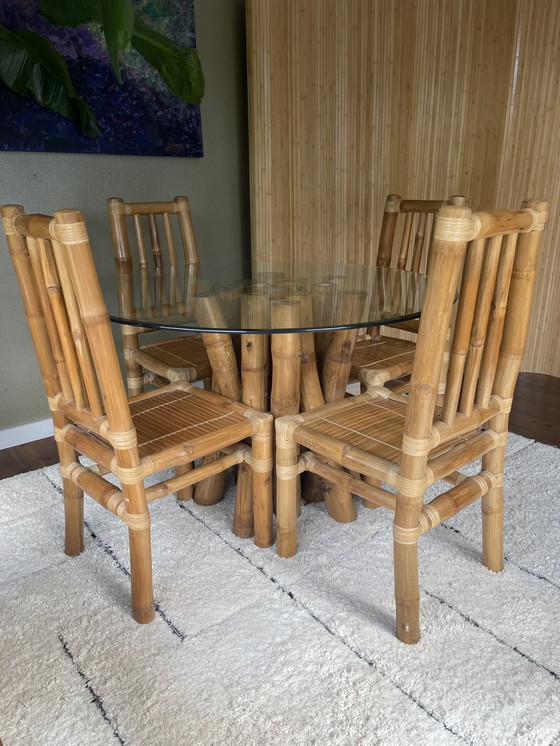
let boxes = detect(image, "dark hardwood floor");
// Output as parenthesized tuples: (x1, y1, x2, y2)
(507, 373, 560, 447)
(0, 435, 60, 479)
(0, 372, 558, 480)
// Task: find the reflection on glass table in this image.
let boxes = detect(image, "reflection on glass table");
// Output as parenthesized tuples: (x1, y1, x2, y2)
(103, 259, 426, 540)
(106, 261, 426, 335)
(102, 260, 426, 414)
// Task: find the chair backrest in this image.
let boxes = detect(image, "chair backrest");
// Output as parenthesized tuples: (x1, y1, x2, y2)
(402, 199, 549, 445)
(107, 196, 199, 320)
(376, 194, 468, 273)
(2, 205, 133, 439)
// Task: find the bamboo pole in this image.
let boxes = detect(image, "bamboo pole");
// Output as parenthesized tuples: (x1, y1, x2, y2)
(54, 208, 155, 623)
(241, 288, 270, 411)
(270, 300, 302, 416)
(394, 203, 470, 643)
(235, 288, 273, 542)
(194, 292, 241, 506)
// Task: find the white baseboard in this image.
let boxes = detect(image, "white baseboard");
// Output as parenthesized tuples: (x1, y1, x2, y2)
(0, 419, 54, 450)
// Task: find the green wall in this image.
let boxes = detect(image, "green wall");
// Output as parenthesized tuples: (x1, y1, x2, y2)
(0, 0, 249, 434)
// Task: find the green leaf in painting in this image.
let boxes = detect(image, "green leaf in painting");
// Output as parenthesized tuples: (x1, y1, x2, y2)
(100, 0, 134, 84)
(36, 0, 103, 27)
(131, 18, 204, 105)
(0, 25, 100, 138)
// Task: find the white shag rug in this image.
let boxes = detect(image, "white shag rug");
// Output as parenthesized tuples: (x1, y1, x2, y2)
(1, 432, 559, 746)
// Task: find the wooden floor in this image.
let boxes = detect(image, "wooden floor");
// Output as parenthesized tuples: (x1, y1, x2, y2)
(0, 372, 558, 480)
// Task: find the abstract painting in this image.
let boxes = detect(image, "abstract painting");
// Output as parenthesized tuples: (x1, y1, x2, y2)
(0, 0, 203, 157)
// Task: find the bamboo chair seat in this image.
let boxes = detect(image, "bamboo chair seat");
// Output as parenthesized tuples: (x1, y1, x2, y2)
(350, 194, 467, 389)
(275, 199, 549, 644)
(126, 385, 253, 455)
(132, 335, 213, 386)
(107, 196, 212, 394)
(293, 392, 488, 465)
(2, 205, 274, 625)
(350, 336, 417, 387)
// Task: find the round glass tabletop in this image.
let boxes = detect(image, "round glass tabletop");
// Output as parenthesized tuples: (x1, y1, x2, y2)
(103, 260, 426, 334)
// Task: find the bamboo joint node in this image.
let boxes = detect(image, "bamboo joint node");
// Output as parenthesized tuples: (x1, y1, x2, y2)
(51, 221, 89, 244)
(472, 472, 495, 494)
(167, 368, 193, 382)
(393, 523, 420, 545)
(276, 461, 305, 480)
(275, 414, 303, 443)
(106, 491, 125, 516)
(108, 202, 127, 215)
(366, 385, 392, 400)
(434, 214, 480, 242)
(385, 194, 401, 213)
(247, 455, 274, 474)
(493, 395, 513, 414)
(100, 422, 137, 449)
(419, 504, 441, 533)
(47, 394, 62, 412)
(394, 470, 433, 497)
(401, 432, 440, 456)
(121, 510, 150, 531)
(1, 216, 15, 235)
(53, 425, 70, 443)
(525, 207, 548, 231)
(478, 470, 502, 489)
(245, 410, 274, 433)
(61, 461, 86, 482)
(487, 429, 508, 447)
(111, 462, 146, 484)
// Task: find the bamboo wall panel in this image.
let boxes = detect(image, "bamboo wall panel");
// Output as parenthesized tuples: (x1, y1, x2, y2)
(493, 0, 560, 376)
(247, 0, 559, 375)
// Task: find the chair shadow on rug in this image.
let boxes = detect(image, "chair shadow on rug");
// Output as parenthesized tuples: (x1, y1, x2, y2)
(1, 205, 273, 623)
(275, 199, 549, 644)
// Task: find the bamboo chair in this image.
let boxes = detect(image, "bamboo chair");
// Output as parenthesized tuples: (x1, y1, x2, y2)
(1, 205, 273, 624)
(275, 199, 549, 643)
(350, 194, 468, 391)
(107, 196, 213, 395)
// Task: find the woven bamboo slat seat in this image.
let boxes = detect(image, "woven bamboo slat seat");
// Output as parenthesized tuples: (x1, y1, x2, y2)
(107, 196, 213, 395)
(1, 205, 273, 624)
(350, 194, 467, 389)
(275, 199, 549, 643)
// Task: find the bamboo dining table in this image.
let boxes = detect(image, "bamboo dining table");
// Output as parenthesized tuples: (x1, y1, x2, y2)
(103, 259, 427, 546)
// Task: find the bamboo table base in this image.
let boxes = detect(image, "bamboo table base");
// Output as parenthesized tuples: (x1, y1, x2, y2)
(194, 292, 361, 547)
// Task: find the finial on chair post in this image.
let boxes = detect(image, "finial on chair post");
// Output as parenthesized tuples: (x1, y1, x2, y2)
(521, 199, 549, 232)
(385, 194, 401, 213)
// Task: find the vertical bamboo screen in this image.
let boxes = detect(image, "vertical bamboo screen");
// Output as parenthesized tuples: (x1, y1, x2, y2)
(247, 0, 560, 376)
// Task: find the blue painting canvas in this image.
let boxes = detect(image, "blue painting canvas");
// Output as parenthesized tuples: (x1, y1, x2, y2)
(0, 0, 203, 157)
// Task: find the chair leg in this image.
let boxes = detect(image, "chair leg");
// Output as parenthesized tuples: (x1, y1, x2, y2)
(63, 476, 84, 556)
(233, 462, 254, 539)
(481, 444, 505, 573)
(302, 468, 356, 522)
(124, 333, 145, 396)
(363, 475, 381, 509)
(276, 427, 299, 558)
(128, 524, 155, 624)
(193, 464, 227, 505)
(175, 463, 193, 502)
(58, 439, 84, 556)
(193, 376, 230, 506)
(393, 513, 420, 644)
(323, 476, 357, 523)
(252, 428, 274, 548)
